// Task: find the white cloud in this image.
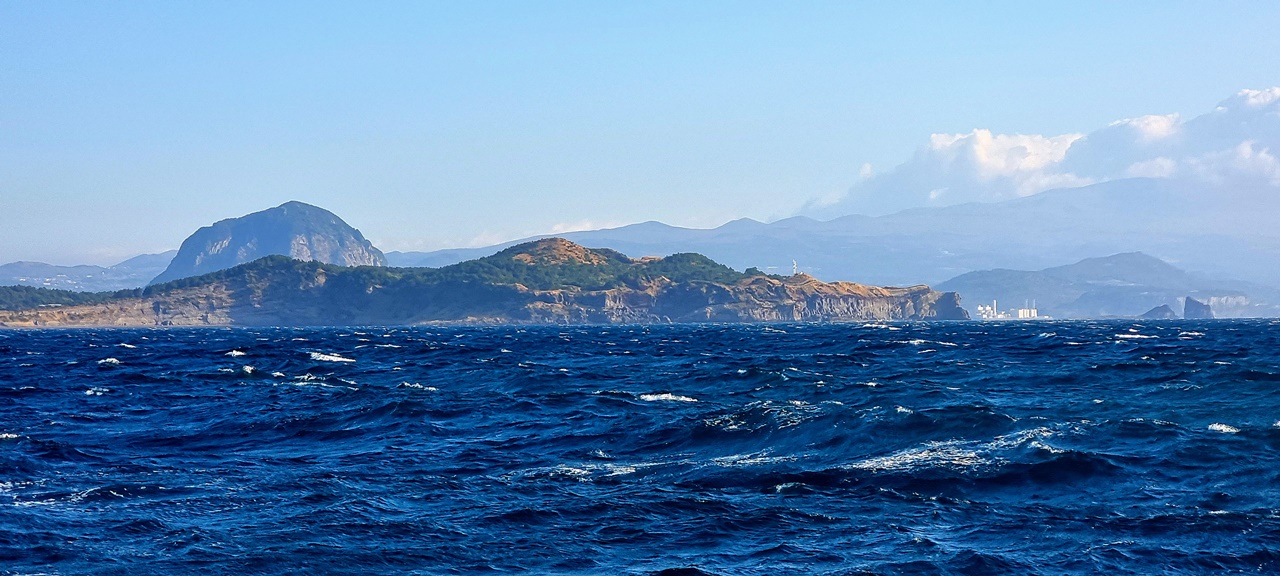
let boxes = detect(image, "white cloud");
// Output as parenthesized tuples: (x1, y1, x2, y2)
(858, 163, 874, 180)
(1110, 113, 1181, 143)
(808, 87, 1280, 217)
(1188, 141, 1280, 187)
(1221, 87, 1280, 110)
(927, 129, 1082, 181)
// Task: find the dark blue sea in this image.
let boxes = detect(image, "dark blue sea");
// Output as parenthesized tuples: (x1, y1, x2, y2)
(2, 321, 1279, 575)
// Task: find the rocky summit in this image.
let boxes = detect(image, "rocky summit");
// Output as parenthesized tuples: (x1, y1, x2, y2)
(0, 239, 967, 327)
(149, 201, 386, 285)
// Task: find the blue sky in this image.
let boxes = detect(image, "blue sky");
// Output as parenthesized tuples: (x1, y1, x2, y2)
(3, 1, 1279, 264)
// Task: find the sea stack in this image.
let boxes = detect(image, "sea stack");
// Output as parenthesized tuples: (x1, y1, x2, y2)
(1140, 304, 1178, 319)
(1183, 296, 1214, 319)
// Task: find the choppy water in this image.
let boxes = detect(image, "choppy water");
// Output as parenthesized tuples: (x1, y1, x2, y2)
(2, 321, 1280, 574)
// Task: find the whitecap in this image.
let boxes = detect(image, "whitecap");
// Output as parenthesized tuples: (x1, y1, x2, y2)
(847, 442, 984, 472)
(225, 350, 246, 357)
(0, 433, 18, 440)
(117, 343, 137, 349)
(398, 382, 439, 391)
(85, 387, 109, 396)
(711, 452, 795, 467)
(97, 358, 121, 366)
(1208, 423, 1240, 434)
(639, 393, 697, 403)
(601, 464, 637, 477)
(309, 352, 355, 363)
(1114, 334, 1157, 340)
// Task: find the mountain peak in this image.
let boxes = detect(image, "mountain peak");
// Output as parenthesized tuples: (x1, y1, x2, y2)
(495, 238, 630, 266)
(150, 202, 386, 284)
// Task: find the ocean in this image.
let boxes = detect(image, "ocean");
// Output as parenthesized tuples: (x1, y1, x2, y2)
(1, 321, 1278, 574)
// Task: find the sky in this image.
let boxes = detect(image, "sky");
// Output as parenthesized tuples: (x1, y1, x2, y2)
(3, 1, 1280, 265)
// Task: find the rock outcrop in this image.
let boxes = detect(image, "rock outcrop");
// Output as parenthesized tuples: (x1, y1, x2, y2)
(2, 240, 968, 327)
(1140, 304, 1178, 319)
(150, 201, 385, 285)
(1183, 296, 1214, 319)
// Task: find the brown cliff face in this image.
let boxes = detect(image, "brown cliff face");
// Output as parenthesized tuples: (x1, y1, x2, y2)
(517, 274, 967, 324)
(0, 240, 968, 327)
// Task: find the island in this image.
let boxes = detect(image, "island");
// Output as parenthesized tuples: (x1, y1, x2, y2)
(0, 239, 968, 326)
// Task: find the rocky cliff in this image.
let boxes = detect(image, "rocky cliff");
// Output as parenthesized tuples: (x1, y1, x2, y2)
(150, 201, 385, 285)
(2, 239, 967, 327)
(1183, 296, 1214, 319)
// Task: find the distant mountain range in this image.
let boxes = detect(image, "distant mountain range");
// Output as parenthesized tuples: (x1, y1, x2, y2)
(0, 251, 176, 292)
(4, 180, 1279, 321)
(0, 239, 966, 326)
(936, 252, 1280, 318)
(386, 177, 1280, 291)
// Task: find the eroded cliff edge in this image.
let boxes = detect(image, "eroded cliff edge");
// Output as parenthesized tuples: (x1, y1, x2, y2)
(0, 239, 967, 327)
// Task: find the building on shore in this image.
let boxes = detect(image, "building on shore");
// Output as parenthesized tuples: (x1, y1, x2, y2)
(975, 300, 1040, 320)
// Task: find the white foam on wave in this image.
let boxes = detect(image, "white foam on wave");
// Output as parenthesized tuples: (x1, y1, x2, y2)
(1115, 334, 1157, 340)
(85, 387, 109, 396)
(711, 452, 796, 467)
(398, 382, 439, 391)
(847, 442, 984, 472)
(1208, 423, 1240, 434)
(225, 350, 246, 357)
(0, 433, 18, 440)
(289, 374, 358, 390)
(309, 352, 355, 363)
(117, 343, 137, 349)
(848, 426, 1064, 472)
(97, 358, 121, 366)
(511, 461, 661, 483)
(639, 393, 697, 403)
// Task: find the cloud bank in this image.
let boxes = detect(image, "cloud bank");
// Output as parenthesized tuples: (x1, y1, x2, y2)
(810, 88, 1280, 217)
